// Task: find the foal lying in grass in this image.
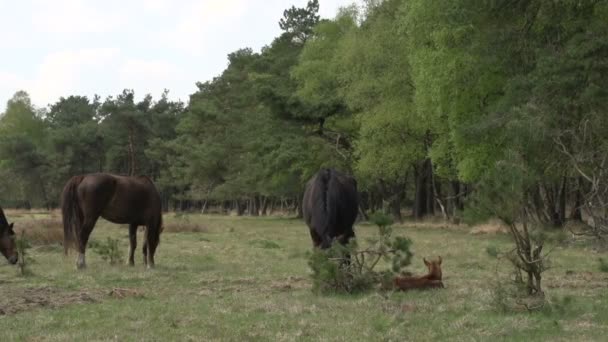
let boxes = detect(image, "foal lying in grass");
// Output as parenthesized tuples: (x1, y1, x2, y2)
(394, 256, 444, 291)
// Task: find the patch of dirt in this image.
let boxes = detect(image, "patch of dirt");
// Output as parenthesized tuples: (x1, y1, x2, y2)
(0, 286, 145, 316)
(196, 276, 310, 296)
(108, 287, 145, 299)
(469, 221, 509, 235)
(270, 276, 309, 292)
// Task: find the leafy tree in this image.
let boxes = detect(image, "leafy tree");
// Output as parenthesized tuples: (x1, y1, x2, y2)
(0, 91, 50, 207)
(279, 0, 320, 44)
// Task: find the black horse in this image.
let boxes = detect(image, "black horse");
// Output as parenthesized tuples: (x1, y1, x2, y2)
(61, 173, 163, 269)
(0, 207, 18, 264)
(303, 168, 359, 249)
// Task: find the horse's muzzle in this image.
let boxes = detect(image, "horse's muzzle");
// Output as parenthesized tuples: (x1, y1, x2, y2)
(8, 254, 18, 265)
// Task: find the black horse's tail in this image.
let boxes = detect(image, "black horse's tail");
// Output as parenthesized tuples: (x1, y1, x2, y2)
(314, 169, 336, 249)
(150, 210, 163, 248)
(61, 175, 84, 255)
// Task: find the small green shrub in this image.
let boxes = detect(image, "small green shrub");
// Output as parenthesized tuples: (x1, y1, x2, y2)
(485, 246, 500, 258)
(89, 238, 123, 265)
(599, 258, 608, 273)
(308, 211, 413, 295)
(15, 230, 33, 276)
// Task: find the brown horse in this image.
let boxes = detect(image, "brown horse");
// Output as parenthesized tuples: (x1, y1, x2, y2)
(61, 173, 163, 269)
(394, 256, 444, 291)
(0, 207, 18, 264)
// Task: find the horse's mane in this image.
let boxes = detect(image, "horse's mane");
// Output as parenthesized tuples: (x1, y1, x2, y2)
(0, 206, 8, 227)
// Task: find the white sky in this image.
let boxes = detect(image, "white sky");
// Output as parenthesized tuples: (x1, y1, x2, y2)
(0, 0, 361, 112)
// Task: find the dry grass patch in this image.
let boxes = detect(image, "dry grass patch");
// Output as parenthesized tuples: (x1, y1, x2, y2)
(164, 221, 208, 233)
(13, 218, 63, 246)
(164, 216, 208, 233)
(469, 220, 509, 235)
(0, 286, 147, 316)
(0, 287, 103, 316)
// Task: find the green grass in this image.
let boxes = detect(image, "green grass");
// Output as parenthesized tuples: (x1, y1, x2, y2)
(1, 214, 608, 341)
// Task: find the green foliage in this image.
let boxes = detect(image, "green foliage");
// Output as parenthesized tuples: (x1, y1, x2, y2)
(599, 258, 608, 273)
(308, 213, 412, 294)
(249, 239, 281, 249)
(485, 246, 499, 259)
(1, 0, 607, 237)
(369, 211, 393, 230)
(15, 230, 33, 276)
(279, 0, 320, 43)
(307, 241, 376, 294)
(89, 238, 123, 265)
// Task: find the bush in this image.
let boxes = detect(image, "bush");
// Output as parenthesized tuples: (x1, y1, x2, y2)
(15, 230, 33, 276)
(89, 238, 123, 265)
(308, 212, 413, 294)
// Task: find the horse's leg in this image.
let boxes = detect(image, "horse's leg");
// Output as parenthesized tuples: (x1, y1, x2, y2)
(309, 229, 322, 248)
(144, 224, 159, 269)
(142, 227, 148, 266)
(76, 216, 98, 270)
(127, 224, 137, 266)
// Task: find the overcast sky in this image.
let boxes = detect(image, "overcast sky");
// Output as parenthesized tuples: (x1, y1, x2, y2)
(0, 0, 360, 112)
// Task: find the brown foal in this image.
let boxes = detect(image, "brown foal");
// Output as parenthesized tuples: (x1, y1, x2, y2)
(394, 256, 444, 291)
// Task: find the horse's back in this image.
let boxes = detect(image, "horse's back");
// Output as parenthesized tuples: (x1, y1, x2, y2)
(303, 168, 359, 246)
(77, 173, 118, 209)
(75, 173, 160, 224)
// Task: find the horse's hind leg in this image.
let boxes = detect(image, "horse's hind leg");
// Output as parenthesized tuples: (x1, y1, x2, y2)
(76, 217, 98, 269)
(309, 229, 323, 248)
(142, 240, 148, 266)
(127, 224, 137, 266)
(144, 224, 159, 269)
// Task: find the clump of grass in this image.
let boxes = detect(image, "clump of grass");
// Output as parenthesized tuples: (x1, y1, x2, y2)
(485, 245, 500, 258)
(89, 238, 123, 265)
(543, 295, 575, 317)
(163, 216, 208, 233)
(13, 219, 63, 246)
(249, 239, 281, 249)
(598, 258, 608, 273)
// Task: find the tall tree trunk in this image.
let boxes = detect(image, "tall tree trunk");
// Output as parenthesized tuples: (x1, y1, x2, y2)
(260, 196, 269, 216)
(296, 195, 304, 218)
(570, 177, 583, 221)
(414, 159, 433, 219)
(451, 181, 465, 211)
(236, 200, 245, 216)
(38, 175, 50, 210)
(251, 196, 260, 217)
(558, 177, 567, 226)
(390, 197, 402, 223)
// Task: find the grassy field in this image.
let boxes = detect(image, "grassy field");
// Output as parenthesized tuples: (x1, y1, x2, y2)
(1, 211, 608, 341)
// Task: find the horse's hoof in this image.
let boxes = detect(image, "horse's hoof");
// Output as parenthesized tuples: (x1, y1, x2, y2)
(146, 264, 155, 270)
(126, 260, 135, 266)
(76, 264, 86, 270)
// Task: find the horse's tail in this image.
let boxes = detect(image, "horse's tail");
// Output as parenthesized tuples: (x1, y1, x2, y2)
(314, 168, 336, 249)
(152, 210, 163, 245)
(61, 175, 84, 255)
(148, 187, 164, 250)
